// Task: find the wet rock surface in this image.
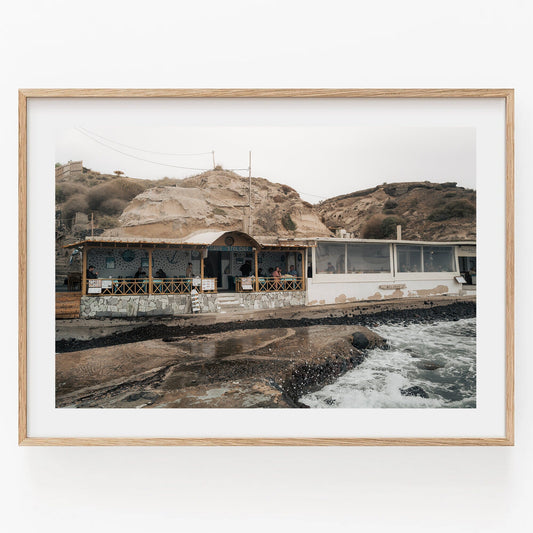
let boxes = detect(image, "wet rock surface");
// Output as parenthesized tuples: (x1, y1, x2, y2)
(56, 325, 385, 408)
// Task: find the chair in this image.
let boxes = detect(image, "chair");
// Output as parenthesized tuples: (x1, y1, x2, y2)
(67, 273, 81, 291)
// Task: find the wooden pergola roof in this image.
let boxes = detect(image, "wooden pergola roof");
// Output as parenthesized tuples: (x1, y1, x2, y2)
(63, 231, 312, 250)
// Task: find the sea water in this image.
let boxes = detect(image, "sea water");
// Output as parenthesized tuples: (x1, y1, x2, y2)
(301, 318, 476, 408)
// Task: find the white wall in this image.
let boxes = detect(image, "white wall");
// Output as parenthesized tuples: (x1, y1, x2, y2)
(2, 2, 532, 533)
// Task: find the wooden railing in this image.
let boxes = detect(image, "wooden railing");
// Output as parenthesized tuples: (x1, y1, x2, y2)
(86, 277, 219, 295)
(100, 278, 148, 295)
(152, 278, 192, 294)
(236, 276, 304, 292)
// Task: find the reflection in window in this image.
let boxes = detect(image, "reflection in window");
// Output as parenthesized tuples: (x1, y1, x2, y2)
(423, 246, 455, 272)
(397, 245, 422, 272)
(316, 243, 346, 274)
(347, 244, 390, 273)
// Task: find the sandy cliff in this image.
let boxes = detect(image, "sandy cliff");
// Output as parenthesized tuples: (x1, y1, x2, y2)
(109, 169, 330, 238)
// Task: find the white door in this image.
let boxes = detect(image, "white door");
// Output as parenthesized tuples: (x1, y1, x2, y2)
(221, 257, 230, 289)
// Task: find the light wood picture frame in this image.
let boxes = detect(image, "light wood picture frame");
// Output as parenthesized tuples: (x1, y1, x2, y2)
(19, 88, 514, 446)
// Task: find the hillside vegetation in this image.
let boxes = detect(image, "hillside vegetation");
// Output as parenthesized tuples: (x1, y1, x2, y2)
(56, 167, 476, 242)
(317, 181, 476, 241)
(56, 167, 181, 230)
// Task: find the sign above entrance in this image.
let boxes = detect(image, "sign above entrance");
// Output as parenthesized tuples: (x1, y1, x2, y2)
(208, 245, 253, 252)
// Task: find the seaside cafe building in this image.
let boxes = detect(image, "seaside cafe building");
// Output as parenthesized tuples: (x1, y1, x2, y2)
(64, 230, 476, 318)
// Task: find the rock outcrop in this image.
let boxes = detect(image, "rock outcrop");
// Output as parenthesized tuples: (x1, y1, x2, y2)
(108, 169, 330, 239)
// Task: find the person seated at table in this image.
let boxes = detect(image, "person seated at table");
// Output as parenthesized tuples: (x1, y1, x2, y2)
(186, 262, 194, 278)
(86, 265, 98, 279)
(240, 259, 252, 277)
(267, 267, 274, 277)
(326, 262, 336, 273)
(134, 267, 146, 278)
(155, 268, 167, 278)
(257, 268, 264, 277)
(273, 266, 282, 279)
(288, 265, 298, 277)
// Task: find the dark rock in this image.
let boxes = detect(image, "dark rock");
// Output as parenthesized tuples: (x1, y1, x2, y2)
(416, 361, 444, 371)
(352, 332, 370, 349)
(400, 386, 429, 398)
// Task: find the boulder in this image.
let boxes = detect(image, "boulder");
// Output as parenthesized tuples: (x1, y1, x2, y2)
(351, 326, 387, 350)
(400, 385, 429, 398)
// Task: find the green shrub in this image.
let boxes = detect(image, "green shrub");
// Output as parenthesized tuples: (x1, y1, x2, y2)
(362, 214, 404, 239)
(62, 194, 89, 225)
(97, 215, 120, 229)
(383, 199, 398, 210)
(87, 179, 145, 211)
(99, 198, 128, 215)
(281, 213, 297, 231)
(381, 216, 404, 238)
(428, 199, 475, 221)
(281, 184, 295, 195)
(56, 187, 66, 203)
(213, 207, 226, 216)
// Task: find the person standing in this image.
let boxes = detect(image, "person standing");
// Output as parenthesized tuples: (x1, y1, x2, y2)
(186, 262, 194, 278)
(240, 259, 252, 277)
(86, 265, 98, 279)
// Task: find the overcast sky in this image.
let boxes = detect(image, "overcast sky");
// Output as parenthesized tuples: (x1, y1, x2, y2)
(57, 126, 476, 203)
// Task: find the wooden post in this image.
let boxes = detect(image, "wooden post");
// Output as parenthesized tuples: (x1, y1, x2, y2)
(212, 150, 216, 169)
(254, 248, 259, 292)
(148, 248, 153, 294)
(200, 250, 205, 292)
(248, 150, 252, 234)
(81, 246, 88, 295)
(302, 249, 307, 290)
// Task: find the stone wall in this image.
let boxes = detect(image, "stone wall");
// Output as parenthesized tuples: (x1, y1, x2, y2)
(237, 291, 306, 310)
(80, 290, 306, 318)
(81, 294, 192, 318)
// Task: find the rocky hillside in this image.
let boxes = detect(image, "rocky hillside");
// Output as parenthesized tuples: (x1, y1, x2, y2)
(109, 169, 330, 239)
(317, 181, 476, 241)
(56, 165, 475, 242)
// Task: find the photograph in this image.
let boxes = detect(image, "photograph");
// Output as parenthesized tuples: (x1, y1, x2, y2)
(54, 123, 478, 410)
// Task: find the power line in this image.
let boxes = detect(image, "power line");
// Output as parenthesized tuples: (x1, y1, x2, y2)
(78, 127, 213, 157)
(74, 128, 324, 199)
(75, 128, 213, 171)
(296, 191, 328, 200)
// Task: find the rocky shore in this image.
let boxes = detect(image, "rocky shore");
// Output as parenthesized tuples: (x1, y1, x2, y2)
(56, 297, 475, 353)
(56, 325, 386, 408)
(55, 298, 475, 409)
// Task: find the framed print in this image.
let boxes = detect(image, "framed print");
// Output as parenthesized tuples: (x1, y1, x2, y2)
(19, 89, 514, 445)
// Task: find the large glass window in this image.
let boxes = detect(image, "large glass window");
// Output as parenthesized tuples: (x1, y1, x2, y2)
(316, 243, 346, 274)
(347, 243, 390, 273)
(397, 245, 422, 273)
(423, 246, 455, 272)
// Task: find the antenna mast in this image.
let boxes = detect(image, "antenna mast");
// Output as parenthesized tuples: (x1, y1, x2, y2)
(248, 150, 252, 234)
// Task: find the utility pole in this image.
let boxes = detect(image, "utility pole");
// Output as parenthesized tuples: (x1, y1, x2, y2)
(248, 150, 252, 234)
(212, 150, 216, 169)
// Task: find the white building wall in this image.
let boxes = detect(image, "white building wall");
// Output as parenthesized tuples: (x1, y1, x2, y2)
(306, 243, 466, 305)
(307, 275, 463, 305)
